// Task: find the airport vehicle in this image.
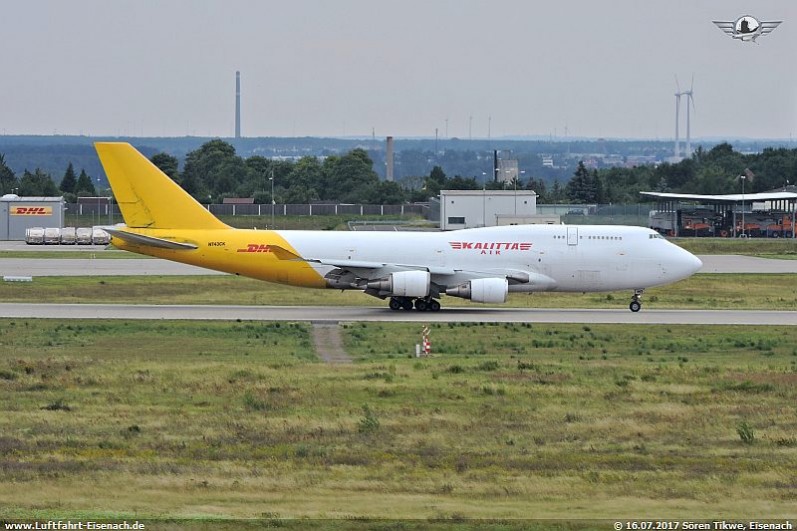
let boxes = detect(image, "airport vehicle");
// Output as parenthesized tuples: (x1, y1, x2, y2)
(76, 227, 93, 244)
(60, 227, 77, 244)
(91, 228, 111, 245)
(24, 227, 45, 245)
(95, 143, 702, 312)
(43, 227, 61, 245)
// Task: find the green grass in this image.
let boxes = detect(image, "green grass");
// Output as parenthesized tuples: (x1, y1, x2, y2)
(1, 319, 796, 522)
(0, 273, 794, 310)
(672, 237, 797, 257)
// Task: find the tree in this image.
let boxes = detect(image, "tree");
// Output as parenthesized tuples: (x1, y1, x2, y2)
(182, 139, 245, 200)
(322, 148, 380, 203)
(76, 169, 96, 196)
(361, 181, 408, 204)
(446, 175, 479, 190)
(566, 161, 600, 203)
(423, 166, 448, 197)
(526, 177, 547, 202)
(549, 180, 565, 203)
(0, 154, 18, 194)
(151, 153, 180, 183)
(60, 162, 77, 194)
(19, 169, 59, 196)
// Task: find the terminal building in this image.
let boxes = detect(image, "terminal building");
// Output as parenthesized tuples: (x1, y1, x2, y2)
(0, 195, 65, 240)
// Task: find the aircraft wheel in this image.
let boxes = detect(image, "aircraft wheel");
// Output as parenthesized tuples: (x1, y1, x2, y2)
(429, 300, 441, 312)
(401, 298, 414, 311)
(414, 299, 428, 311)
(629, 301, 641, 313)
(389, 298, 402, 311)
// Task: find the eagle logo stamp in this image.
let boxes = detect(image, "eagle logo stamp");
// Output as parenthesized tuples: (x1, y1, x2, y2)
(713, 15, 782, 43)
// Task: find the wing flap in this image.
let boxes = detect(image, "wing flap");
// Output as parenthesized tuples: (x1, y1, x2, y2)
(307, 257, 457, 276)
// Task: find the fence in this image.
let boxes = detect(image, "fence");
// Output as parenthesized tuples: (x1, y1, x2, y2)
(67, 202, 430, 219)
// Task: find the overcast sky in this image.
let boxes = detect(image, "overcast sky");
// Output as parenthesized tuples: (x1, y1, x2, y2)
(2, 0, 795, 140)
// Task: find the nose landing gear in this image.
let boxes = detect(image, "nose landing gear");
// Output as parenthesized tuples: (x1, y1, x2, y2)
(629, 289, 644, 312)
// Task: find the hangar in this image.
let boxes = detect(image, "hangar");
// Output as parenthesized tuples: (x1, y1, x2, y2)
(642, 189, 797, 238)
(437, 189, 551, 230)
(0, 195, 65, 240)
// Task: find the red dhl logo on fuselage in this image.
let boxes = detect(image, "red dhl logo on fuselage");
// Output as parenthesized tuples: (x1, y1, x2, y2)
(449, 241, 532, 255)
(11, 206, 51, 215)
(237, 244, 273, 253)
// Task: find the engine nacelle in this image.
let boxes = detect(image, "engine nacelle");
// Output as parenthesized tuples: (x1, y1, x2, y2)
(446, 278, 508, 304)
(367, 270, 430, 297)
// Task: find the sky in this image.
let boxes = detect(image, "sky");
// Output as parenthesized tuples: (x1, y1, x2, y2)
(2, 0, 796, 140)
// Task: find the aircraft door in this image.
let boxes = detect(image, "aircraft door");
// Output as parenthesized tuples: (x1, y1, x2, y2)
(567, 226, 579, 246)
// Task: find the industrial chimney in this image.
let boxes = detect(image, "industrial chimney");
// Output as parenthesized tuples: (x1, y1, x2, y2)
(386, 136, 394, 181)
(235, 71, 241, 139)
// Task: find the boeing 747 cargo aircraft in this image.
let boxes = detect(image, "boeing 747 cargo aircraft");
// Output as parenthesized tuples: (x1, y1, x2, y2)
(95, 143, 702, 312)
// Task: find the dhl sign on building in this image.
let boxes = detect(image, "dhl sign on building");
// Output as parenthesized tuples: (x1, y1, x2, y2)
(11, 206, 53, 216)
(1, 195, 64, 240)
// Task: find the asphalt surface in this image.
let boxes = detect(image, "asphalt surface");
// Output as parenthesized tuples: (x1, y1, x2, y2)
(0, 258, 223, 276)
(0, 303, 794, 325)
(1, 255, 796, 276)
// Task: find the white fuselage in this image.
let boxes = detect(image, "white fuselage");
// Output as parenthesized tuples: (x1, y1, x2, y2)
(278, 224, 702, 293)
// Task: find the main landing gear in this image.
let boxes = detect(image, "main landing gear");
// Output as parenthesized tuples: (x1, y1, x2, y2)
(388, 296, 441, 312)
(629, 289, 644, 312)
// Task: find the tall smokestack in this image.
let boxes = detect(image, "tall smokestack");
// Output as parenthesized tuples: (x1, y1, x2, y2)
(386, 136, 394, 182)
(235, 71, 241, 139)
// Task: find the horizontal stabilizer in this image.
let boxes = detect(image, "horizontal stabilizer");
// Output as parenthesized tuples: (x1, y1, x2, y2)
(268, 245, 302, 261)
(105, 228, 198, 250)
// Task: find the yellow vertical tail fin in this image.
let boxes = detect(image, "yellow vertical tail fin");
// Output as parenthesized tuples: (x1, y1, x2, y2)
(95, 142, 229, 230)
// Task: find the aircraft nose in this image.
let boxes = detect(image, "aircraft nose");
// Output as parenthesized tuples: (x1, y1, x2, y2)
(672, 249, 702, 279)
(688, 252, 703, 274)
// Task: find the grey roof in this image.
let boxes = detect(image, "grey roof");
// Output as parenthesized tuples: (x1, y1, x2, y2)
(640, 191, 797, 203)
(0, 196, 64, 202)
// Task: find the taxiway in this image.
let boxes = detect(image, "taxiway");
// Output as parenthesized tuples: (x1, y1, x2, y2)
(0, 303, 794, 325)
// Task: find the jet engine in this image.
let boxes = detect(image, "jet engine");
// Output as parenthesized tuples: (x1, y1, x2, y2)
(367, 270, 431, 297)
(446, 278, 508, 304)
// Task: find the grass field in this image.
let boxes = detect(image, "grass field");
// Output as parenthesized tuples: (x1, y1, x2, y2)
(0, 273, 794, 310)
(0, 319, 795, 523)
(672, 238, 797, 258)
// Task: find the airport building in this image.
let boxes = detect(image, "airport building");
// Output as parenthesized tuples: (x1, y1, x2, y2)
(437, 189, 551, 230)
(643, 189, 797, 238)
(0, 195, 65, 240)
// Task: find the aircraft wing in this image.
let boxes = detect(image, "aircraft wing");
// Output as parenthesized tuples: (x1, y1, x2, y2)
(304, 257, 458, 277)
(299, 256, 553, 289)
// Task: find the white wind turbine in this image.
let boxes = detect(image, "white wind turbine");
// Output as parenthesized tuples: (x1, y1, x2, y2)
(674, 77, 684, 160)
(682, 76, 695, 158)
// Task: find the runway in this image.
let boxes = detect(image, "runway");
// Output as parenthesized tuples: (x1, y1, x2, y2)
(0, 303, 794, 325)
(1, 255, 796, 276)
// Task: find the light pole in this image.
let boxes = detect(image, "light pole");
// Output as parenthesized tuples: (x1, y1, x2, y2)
(480, 172, 488, 228)
(740, 175, 746, 238)
(516, 169, 525, 216)
(96, 177, 102, 227)
(269, 169, 275, 230)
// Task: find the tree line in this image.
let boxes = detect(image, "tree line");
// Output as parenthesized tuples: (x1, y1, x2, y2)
(0, 156, 96, 200)
(1, 140, 795, 205)
(149, 139, 406, 205)
(548, 143, 797, 204)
